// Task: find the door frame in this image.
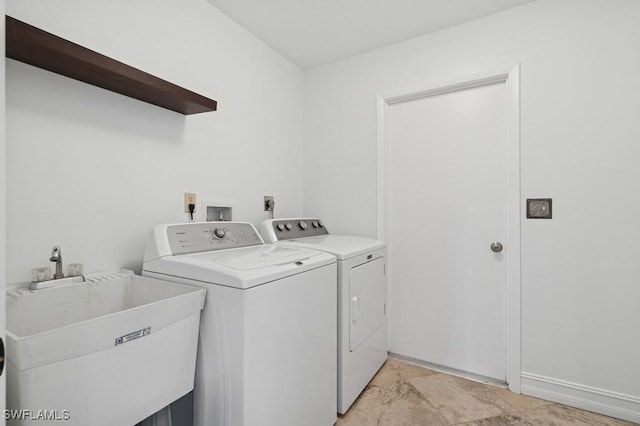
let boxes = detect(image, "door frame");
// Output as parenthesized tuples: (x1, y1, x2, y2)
(376, 64, 521, 392)
(1, 0, 7, 416)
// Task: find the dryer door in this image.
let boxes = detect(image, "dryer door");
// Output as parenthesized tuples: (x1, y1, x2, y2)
(349, 257, 386, 351)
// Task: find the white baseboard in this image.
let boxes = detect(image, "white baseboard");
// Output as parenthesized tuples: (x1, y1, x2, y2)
(521, 372, 640, 424)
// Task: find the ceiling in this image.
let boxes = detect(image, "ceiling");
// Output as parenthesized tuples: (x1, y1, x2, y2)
(206, 0, 536, 69)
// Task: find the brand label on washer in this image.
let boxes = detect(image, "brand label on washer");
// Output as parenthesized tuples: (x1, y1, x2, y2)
(115, 327, 151, 346)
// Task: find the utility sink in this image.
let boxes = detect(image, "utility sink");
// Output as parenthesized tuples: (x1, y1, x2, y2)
(6, 269, 206, 426)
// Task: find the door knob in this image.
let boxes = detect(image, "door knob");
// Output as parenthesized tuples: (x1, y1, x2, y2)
(490, 242, 503, 253)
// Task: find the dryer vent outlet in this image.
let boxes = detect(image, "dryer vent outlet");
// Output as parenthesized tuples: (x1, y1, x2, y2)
(206, 206, 232, 222)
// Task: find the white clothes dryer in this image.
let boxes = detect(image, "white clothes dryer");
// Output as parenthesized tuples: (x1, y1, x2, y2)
(260, 218, 387, 414)
(143, 222, 337, 426)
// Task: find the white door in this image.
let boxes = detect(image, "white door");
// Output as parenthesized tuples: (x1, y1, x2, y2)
(387, 81, 507, 381)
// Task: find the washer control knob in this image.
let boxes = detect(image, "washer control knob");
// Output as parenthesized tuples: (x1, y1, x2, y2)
(317, 221, 324, 228)
(299, 221, 308, 230)
(285, 223, 293, 230)
(312, 221, 319, 228)
(213, 228, 226, 239)
(276, 224, 285, 231)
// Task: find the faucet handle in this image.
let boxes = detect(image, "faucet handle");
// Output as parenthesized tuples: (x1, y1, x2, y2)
(31, 267, 53, 283)
(66, 263, 84, 277)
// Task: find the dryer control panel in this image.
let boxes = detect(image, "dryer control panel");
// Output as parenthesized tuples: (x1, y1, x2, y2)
(166, 222, 263, 255)
(267, 218, 329, 241)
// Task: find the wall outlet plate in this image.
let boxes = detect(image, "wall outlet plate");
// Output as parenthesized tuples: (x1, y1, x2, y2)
(184, 192, 197, 213)
(264, 196, 275, 212)
(527, 198, 552, 219)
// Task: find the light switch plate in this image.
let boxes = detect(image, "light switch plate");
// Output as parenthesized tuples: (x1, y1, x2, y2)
(527, 198, 552, 219)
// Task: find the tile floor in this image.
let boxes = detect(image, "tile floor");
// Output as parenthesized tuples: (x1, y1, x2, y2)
(336, 357, 636, 426)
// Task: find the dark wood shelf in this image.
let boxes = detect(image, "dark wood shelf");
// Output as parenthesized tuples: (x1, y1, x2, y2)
(5, 15, 217, 115)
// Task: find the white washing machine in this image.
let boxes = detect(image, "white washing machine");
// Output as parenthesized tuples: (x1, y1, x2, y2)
(142, 222, 337, 426)
(260, 218, 387, 414)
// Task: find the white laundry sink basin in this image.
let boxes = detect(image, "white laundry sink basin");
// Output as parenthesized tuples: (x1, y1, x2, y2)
(6, 269, 206, 426)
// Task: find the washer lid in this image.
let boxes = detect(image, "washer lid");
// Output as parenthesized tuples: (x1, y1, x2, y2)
(278, 235, 386, 260)
(191, 244, 320, 270)
(143, 244, 335, 289)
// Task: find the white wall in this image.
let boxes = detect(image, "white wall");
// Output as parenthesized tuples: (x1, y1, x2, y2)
(6, 0, 304, 284)
(304, 0, 640, 421)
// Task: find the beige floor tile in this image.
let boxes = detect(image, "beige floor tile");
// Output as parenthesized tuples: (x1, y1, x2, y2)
(462, 413, 536, 425)
(369, 358, 437, 388)
(337, 380, 449, 426)
(374, 397, 451, 426)
(388, 358, 439, 380)
(408, 373, 511, 424)
(336, 358, 634, 426)
(521, 403, 637, 426)
(488, 386, 552, 411)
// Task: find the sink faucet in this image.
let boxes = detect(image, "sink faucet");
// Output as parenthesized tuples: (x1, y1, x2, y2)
(50, 245, 63, 279)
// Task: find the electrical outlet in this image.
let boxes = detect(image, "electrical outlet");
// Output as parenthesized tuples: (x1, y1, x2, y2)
(264, 196, 275, 212)
(184, 192, 197, 213)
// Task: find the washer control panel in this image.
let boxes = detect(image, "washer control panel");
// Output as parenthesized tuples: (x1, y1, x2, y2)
(167, 222, 263, 255)
(270, 218, 329, 241)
